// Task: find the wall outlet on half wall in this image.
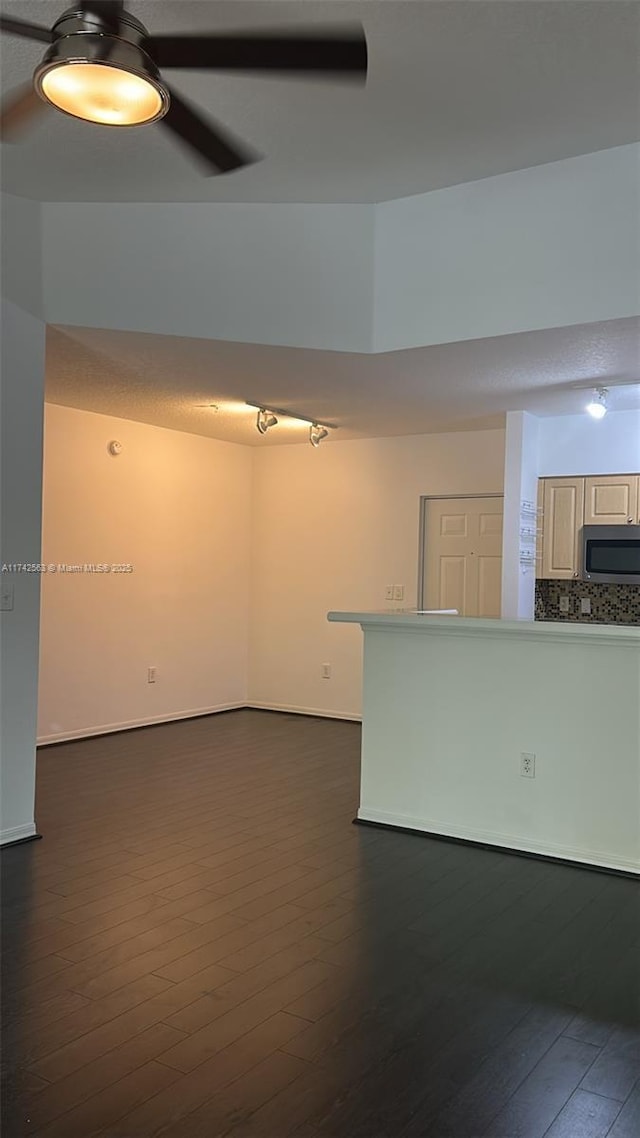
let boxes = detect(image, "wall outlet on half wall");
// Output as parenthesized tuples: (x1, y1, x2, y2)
(520, 752, 536, 778)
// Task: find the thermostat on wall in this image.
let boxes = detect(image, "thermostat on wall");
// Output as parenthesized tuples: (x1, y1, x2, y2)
(108, 440, 123, 456)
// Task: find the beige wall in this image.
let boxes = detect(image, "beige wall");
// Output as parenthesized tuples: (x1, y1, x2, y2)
(39, 410, 504, 738)
(249, 429, 505, 718)
(38, 405, 251, 742)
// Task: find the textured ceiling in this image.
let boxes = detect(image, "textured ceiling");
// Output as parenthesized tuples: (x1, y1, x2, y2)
(46, 318, 640, 446)
(2, 0, 639, 202)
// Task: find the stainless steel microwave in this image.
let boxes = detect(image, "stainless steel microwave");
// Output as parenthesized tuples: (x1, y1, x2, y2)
(582, 525, 640, 584)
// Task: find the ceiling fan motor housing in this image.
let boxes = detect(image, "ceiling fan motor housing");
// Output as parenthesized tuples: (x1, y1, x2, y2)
(34, 6, 169, 123)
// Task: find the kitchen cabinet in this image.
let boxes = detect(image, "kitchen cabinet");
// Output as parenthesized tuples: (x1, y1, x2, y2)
(540, 477, 585, 579)
(538, 473, 640, 579)
(584, 475, 639, 525)
(536, 480, 544, 577)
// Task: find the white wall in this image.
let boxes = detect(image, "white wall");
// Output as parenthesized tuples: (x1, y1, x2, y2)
(374, 145, 640, 351)
(357, 618, 640, 874)
(42, 202, 375, 353)
(0, 301, 46, 844)
(501, 412, 540, 620)
(249, 428, 505, 719)
(38, 404, 252, 743)
(40, 145, 639, 357)
(0, 194, 43, 318)
(538, 409, 640, 477)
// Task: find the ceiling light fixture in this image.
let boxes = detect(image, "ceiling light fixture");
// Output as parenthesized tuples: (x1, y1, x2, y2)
(256, 408, 278, 435)
(246, 401, 336, 442)
(309, 423, 329, 448)
(586, 388, 608, 420)
(34, 10, 169, 127)
(2, 7, 366, 173)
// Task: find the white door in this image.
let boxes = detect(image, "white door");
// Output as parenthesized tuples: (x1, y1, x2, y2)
(423, 497, 503, 617)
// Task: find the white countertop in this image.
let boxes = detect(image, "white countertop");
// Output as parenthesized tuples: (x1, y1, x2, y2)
(327, 610, 640, 645)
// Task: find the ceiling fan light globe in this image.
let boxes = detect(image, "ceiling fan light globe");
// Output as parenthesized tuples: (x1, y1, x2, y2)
(34, 34, 169, 126)
(39, 62, 165, 125)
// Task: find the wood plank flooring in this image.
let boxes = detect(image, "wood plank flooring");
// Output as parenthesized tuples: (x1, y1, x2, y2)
(1, 709, 639, 1138)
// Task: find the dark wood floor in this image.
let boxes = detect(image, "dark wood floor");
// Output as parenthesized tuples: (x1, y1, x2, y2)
(1, 710, 639, 1138)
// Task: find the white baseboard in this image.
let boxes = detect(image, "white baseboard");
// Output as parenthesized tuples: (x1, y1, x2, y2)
(357, 807, 640, 876)
(0, 822, 37, 846)
(247, 701, 361, 722)
(37, 702, 245, 746)
(37, 701, 361, 746)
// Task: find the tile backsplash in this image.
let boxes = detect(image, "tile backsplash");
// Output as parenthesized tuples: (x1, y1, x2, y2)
(535, 580, 640, 625)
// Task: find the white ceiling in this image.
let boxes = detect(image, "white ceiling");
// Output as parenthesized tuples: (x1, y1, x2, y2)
(46, 318, 640, 446)
(2, 0, 639, 203)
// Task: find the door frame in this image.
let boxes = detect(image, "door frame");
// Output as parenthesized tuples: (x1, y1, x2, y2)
(417, 493, 505, 611)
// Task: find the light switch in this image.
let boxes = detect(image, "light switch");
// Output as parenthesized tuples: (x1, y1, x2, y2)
(384, 585, 394, 601)
(0, 581, 14, 611)
(393, 585, 405, 601)
(580, 597, 591, 615)
(559, 596, 570, 614)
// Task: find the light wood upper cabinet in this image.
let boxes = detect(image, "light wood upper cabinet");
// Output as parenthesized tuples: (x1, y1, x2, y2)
(540, 478, 585, 579)
(538, 473, 640, 579)
(584, 475, 639, 526)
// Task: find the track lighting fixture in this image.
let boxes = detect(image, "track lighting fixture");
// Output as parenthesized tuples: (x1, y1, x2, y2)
(256, 408, 278, 435)
(309, 423, 329, 448)
(586, 388, 608, 420)
(246, 401, 336, 443)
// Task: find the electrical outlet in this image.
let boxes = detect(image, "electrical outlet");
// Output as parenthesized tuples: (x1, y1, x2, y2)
(385, 585, 394, 601)
(0, 582, 14, 611)
(521, 752, 536, 778)
(393, 585, 405, 601)
(147, 666, 157, 684)
(321, 663, 331, 679)
(559, 596, 570, 614)
(580, 597, 591, 615)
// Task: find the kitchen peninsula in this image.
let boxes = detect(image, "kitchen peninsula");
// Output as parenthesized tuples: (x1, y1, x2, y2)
(328, 612, 640, 875)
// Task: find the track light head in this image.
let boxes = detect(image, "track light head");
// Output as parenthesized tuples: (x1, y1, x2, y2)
(309, 423, 329, 448)
(256, 408, 278, 435)
(586, 388, 608, 420)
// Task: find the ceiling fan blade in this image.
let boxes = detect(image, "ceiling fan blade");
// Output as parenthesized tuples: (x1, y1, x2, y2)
(0, 84, 47, 140)
(0, 15, 52, 43)
(160, 85, 258, 175)
(147, 28, 367, 78)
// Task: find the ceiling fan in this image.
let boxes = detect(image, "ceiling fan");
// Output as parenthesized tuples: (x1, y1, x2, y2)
(0, 1, 367, 174)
